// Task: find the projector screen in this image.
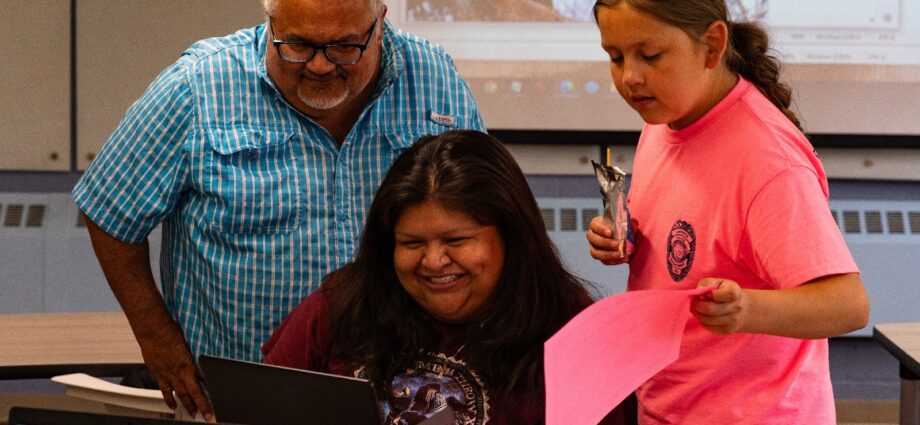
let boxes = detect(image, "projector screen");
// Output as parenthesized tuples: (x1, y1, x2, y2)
(388, 0, 920, 137)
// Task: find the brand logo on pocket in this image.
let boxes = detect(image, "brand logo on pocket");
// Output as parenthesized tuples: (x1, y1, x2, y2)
(429, 111, 456, 127)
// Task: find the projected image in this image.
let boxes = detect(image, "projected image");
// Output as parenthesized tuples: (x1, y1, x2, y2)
(728, 0, 769, 21)
(405, 0, 770, 23)
(396, 0, 919, 135)
(406, 0, 597, 22)
(405, 0, 912, 66)
(553, 0, 598, 21)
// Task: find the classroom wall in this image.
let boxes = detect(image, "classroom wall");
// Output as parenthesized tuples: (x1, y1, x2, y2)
(0, 0, 264, 172)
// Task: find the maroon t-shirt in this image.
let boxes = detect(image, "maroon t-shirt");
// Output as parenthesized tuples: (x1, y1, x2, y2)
(262, 287, 635, 424)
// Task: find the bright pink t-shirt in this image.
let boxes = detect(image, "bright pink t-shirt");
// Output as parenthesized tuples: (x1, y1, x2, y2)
(627, 78, 859, 425)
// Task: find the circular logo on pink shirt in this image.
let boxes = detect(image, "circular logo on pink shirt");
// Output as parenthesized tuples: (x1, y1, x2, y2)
(667, 219, 696, 281)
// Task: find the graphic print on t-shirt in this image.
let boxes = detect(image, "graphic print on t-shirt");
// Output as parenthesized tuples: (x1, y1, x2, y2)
(667, 219, 696, 281)
(378, 352, 490, 425)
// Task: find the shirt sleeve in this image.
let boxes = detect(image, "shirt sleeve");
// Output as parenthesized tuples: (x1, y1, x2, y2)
(261, 289, 331, 371)
(469, 106, 486, 132)
(461, 80, 486, 132)
(72, 60, 194, 244)
(438, 48, 485, 132)
(739, 166, 859, 289)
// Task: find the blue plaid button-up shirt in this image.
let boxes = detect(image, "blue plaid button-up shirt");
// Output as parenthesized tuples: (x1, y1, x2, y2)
(73, 21, 484, 361)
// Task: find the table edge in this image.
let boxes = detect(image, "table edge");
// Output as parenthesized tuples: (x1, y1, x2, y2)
(872, 325, 920, 379)
(0, 363, 144, 380)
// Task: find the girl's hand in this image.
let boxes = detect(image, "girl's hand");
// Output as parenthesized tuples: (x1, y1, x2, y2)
(586, 216, 631, 265)
(691, 278, 749, 335)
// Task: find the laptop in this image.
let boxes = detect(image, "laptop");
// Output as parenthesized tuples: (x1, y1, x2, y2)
(198, 354, 383, 425)
(7, 406, 241, 425)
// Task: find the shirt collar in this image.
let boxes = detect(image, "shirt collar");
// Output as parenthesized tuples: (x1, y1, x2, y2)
(371, 19, 405, 99)
(255, 23, 274, 91)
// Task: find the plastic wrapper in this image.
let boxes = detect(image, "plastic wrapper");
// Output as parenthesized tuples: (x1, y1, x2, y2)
(591, 159, 634, 257)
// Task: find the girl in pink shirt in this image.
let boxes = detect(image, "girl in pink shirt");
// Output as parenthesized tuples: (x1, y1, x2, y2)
(586, 1, 871, 423)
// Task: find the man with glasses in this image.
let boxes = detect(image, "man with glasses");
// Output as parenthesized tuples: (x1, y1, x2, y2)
(73, 0, 483, 420)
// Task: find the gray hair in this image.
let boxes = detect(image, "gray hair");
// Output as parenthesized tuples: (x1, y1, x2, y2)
(262, 0, 383, 16)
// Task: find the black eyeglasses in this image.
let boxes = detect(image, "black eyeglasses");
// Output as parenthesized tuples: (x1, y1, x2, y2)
(268, 17, 378, 65)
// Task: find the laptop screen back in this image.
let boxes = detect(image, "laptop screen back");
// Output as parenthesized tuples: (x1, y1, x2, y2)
(198, 355, 382, 425)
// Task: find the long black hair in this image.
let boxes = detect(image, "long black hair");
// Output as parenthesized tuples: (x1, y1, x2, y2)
(593, 0, 802, 130)
(325, 130, 595, 403)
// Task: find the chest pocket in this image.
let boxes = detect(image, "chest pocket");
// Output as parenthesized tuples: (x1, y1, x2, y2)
(206, 128, 302, 234)
(383, 131, 416, 158)
(349, 131, 418, 204)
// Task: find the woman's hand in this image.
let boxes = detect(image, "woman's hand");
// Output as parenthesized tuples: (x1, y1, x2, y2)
(690, 278, 748, 335)
(586, 216, 631, 265)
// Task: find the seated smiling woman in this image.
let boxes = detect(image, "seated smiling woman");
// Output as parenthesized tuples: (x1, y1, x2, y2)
(262, 130, 635, 424)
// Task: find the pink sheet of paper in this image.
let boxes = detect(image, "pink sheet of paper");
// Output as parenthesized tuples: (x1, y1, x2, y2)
(545, 287, 713, 425)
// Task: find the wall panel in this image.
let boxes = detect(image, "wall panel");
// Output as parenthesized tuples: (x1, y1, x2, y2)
(76, 0, 263, 170)
(0, 0, 71, 171)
